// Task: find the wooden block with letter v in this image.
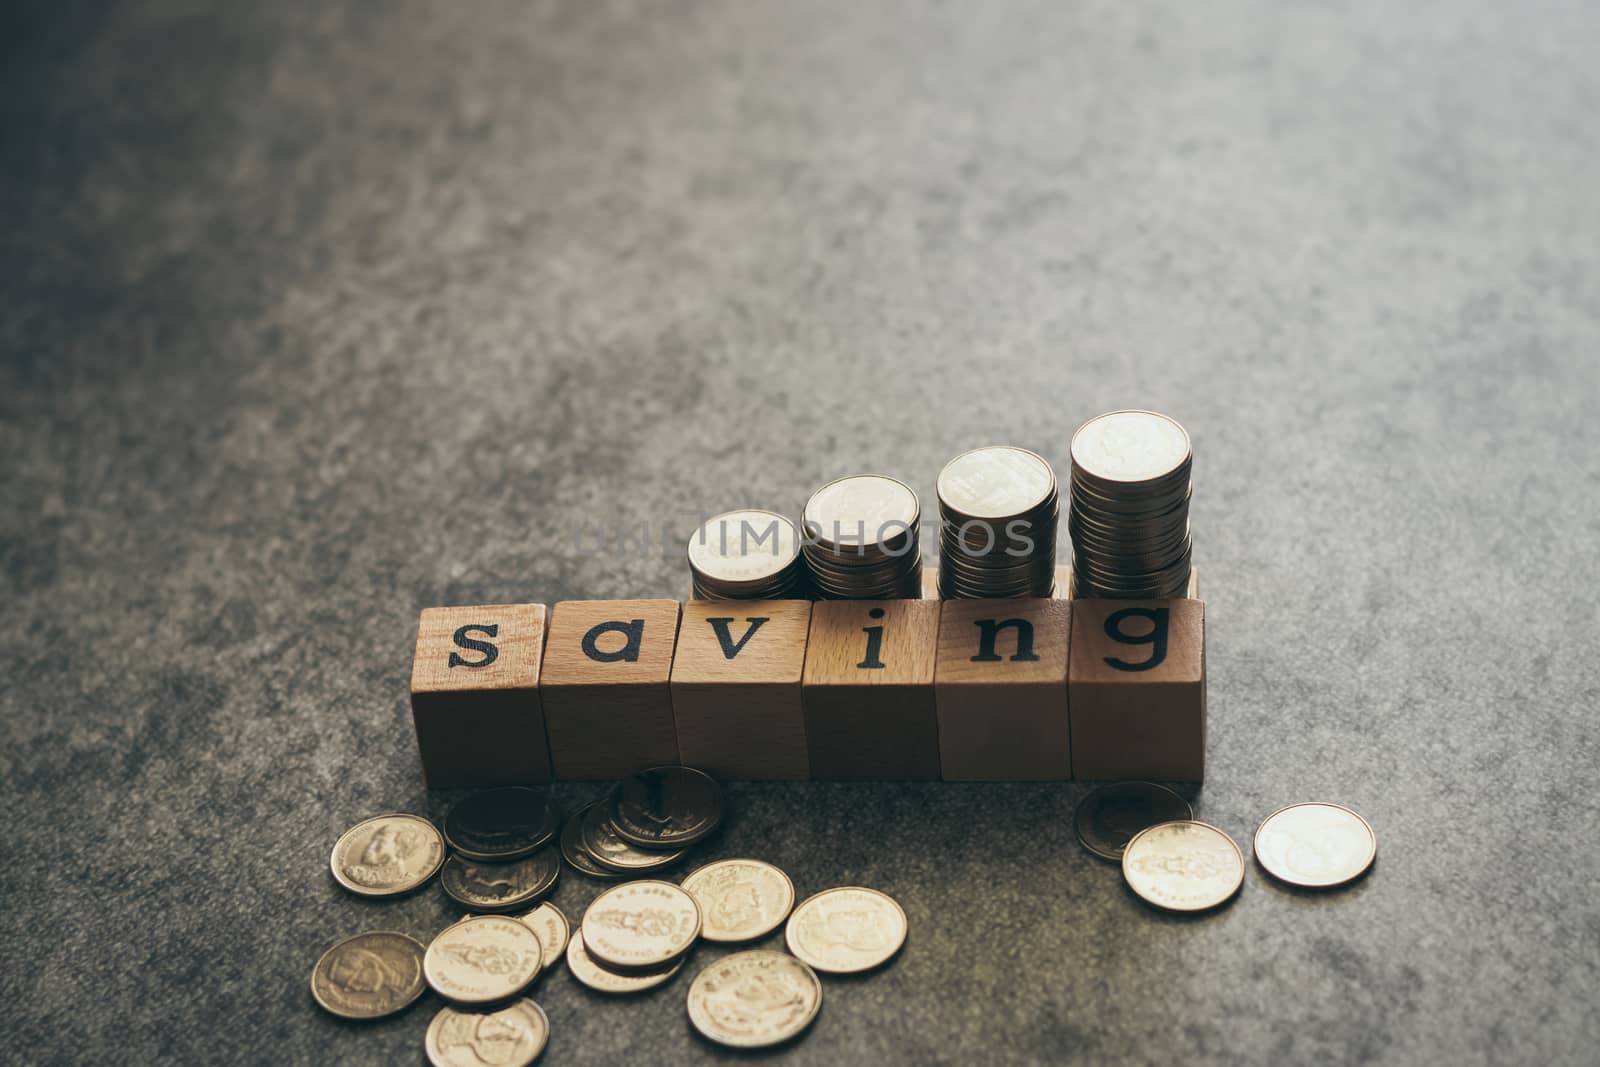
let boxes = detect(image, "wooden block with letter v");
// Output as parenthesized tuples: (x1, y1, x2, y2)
(934, 598, 1071, 780)
(802, 599, 941, 779)
(1069, 597, 1205, 782)
(409, 603, 553, 788)
(670, 600, 812, 780)
(540, 599, 682, 780)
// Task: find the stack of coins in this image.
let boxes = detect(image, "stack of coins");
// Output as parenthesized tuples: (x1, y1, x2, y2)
(686, 509, 808, 600)
(936, 446, 1059, 599)
(800, 475, 923, 599)
(1068, 410, 1193, 599)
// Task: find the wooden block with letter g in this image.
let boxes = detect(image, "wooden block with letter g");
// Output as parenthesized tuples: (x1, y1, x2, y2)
(670, 600, 812, 780)
(540, 599, 682, 780)
(409, 604, 553, 788)
(1068, 598, 1205, 782)
(934, 598, 1071, 780)
(801, 599, 941, 779)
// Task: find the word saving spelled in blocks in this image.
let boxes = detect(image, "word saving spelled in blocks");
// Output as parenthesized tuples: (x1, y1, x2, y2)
(409, 604, 553, 788)
(540, 599, 682, 780)
(802, 600, 942, 779)
(670, 600, 813, 780)
(934, 599, 1072, 781)
(1069, 598, 1205, 782)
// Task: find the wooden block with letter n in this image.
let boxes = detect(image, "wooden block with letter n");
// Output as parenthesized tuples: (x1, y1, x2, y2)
(1069, 598, 1205, 782)
(802, 599, 941, 779)
(540, 599, 682, 780)
(670, 600, 812, 780)
(934, 599, 1072, 780)
(409, 604, 552, 788)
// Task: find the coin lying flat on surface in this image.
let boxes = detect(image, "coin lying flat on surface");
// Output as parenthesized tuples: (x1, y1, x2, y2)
(444, 788, 562, 863)
(440, 849, 560, 914)
(785, 887, 907, 974)
(566, 930, 685, 994)
(581, 880, 702, 971)
(424, 915, 544, 1006)
(579, 801, 688, 874)
(560, 804, 628, 881)
(681, 859, 795, 943)
(610, 766, 725, 849)
(1074, 782, 1194, 861)
(1254, 802, 1377, 888)
(1122, 820, 1244, 912)
(687, 950, 823, 1049)
(311, 931, 427, 1020)
(330, 813, 445, 898)
(520, 902, 570, 972)
(425, 998, 549, 1067)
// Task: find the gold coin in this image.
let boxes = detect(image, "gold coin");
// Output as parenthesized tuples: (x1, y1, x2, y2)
(329, 814, 445, 898)
(680, 859, 795, 943)
(1253, 802, 1377, 888)
(424, 915, 543, 1006)
(686, 950, 822, 1049)
(424, 999, 549, 1066)
(310, 931, 427, 1020)
(565, 930, 684, 994)
(519, 902, 570, 972)
(784, 886, 906, 974)
(581, 880, 702, 971)
(1121, 820, 1244, 912)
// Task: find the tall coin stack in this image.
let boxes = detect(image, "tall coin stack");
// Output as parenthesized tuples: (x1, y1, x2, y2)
(800, 475, 923, 599)
(687, 509, 808, 599)
(1068, 410, 1193, 599)
(936, 446, 1059, 599)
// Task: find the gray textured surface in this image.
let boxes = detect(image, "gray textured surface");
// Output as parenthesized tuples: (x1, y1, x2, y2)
(3, 0, 1598, 1063)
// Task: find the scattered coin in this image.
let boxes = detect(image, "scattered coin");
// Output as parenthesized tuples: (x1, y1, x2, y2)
(329, 813, 446, 898)
(687, 509, 809, 600)
(801, 474, 923, 599)
(565, 930, 685, 994)
(785, 887, 907, 974)
(686, 950, 823, 1049)
(443, 788, 563, 863)
(519, 902, 571, 973)
(936, 446, 1059, 599)
(579, 800, 688, 875)
(1254, 802, 1377, 889)
(310, 931, 427, 1020)
(440, 849, 560, 914)
(425, 999, 549, 1067)
(1074, 782, 1194, 861)
(424, 915, 544, 1006)
(681, 858, 795, 943)
(559, 803, 629, 881)
(1122, 820, 1244, 912)
(581, 880, 702, 971)
(610, 766, 725, 849)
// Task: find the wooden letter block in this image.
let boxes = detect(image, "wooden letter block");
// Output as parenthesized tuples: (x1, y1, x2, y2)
(934, 599, 1071, 781)
(409, 604, 552, 788)
(1069, 598, 1205, 782)
(540, 599, 681, 779)
(670, 600, 812, 780)
(801, 600, 941, 779)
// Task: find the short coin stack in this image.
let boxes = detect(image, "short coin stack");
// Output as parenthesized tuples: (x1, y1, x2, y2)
(936, 446, 1060, 599)
(800, 475, 923, 599)
(686, 509, 808, 600)
(1068, 410, 1194, 599)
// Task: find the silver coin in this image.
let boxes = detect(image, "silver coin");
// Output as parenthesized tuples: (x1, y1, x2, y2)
(687, 509, 802, 593)
(559, 803, 629, 881)
(330, 813, 445, 898)
(686, 950, 822, 1049)
(1122, 820, 1244, 912)
(1074, 782, 1194, 861)
(784, 886, 907, 974)
(565, 930, 684, 994)
(609, 766, 725, 848)
(802, 475, 920, 552)
(1253, 802, 1377, 888)
(310, 931, 427, 1020)
(1070, 411, 1191, 485)
(443, 788, 563, 863)
(579, 801, 689, 874)
(581, 880, 702, 971)
(680, 859, 796, 943)
(424, 999, 549, 1067)
(519, 902, 571, 972)
(937, 446, 1056, 520)
(424, 915, 544, 1006)
(440, 849, 560, 913)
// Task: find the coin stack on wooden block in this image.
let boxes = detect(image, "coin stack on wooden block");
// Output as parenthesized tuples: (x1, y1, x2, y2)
(800, 475, 924, 599)
(686, 509, 809, 600)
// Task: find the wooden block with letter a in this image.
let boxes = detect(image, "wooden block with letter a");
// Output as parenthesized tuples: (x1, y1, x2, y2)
(670, 600, 812, 780)
(1068, 597, 1205, 782)
(409, 604, 552, 788)
(934, 598, 1071, 780)
(801, 599, 941, 779)
(540, 599, 682, 780)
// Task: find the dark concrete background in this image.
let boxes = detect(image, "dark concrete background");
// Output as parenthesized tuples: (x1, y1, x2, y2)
(3, 1, 1598, 1064)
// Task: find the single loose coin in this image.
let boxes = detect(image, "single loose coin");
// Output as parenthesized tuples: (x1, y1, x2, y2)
(566, 931, 684, 994)
(609, 766, 725, 848)
(687, 950, 822, 1049)
(443, 788, 562, 863)
(310, 931, 427, 1020)
(1074, 782, 1194, 861)
(581, 880, 702, 971)
(425, 999, 549, 1067)
(1254, 802, 1377, 888)
(560, 804, 628, 881)
(440, 849, 560, 913)
(1122, 820, 1244, 912)
(579, 801, 688, 874)
(520, 902, 570, 972)
(784, 887, 907, 974)
(424, 915, 544, 1006)
(330, 813, 445, 897)
(681, 859, 795, 943)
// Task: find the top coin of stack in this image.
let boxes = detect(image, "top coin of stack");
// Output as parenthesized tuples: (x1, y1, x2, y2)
(800, 475, 923, 599)
(687, 509, 807, 600)
(936, 446, 1059, 599)
(1068, 410, 1193, 599)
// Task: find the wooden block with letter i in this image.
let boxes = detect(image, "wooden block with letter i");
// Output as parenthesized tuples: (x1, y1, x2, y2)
(934, 598, 1072, 780)
(540, 599, 682, 780)
(1069, 598, 1205, 782)
(409, 604, 552, 788)
(670, 600, 812, 780)
(802, 599, 941, 779)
